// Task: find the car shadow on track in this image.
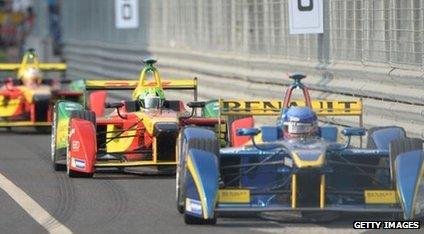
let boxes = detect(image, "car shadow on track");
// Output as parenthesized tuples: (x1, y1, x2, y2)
(92, 168, 175, 180)
(213, 213, 401, 230)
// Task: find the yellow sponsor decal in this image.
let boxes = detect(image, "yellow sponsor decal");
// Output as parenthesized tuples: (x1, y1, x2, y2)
(106, 124, 136, 153)
(291, 151, 325, 168)
(219, 99, 362, 116)
(364, 190, 398, 204)
(218, 189, 250, 203)
(0, 95, 23, 117)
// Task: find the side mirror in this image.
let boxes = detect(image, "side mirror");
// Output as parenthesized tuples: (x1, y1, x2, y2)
(187, 101, 206, 109)
(236, 128, 261, 137)
(105, 102, 124, 109)
(288, 72, 306, 80)
(142, 58, 157, 65)
(341, 127, 366, 137)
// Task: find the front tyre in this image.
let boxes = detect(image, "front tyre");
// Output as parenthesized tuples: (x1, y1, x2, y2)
(184, 213, 217, 225)
(51, 105, 65, 171)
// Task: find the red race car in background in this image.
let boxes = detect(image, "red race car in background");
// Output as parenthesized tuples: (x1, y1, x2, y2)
(0, 48, 84, 131)
(51, 58, 221, 177)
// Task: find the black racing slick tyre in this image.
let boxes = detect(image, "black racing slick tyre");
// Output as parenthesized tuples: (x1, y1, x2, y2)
(67, 169, 94, 178)
(184, 213, 217, 225)
(51, 104, 66, 171)
(176, 127, 219, 214)
(66, 110, 96, 178)
(389, 138, 423, 180)
(70, 110, 96, 126)
(389, 138, 423, 160)
(35, 126, 50, 134)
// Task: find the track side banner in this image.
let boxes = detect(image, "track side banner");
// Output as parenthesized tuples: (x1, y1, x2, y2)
(219, 99, 362, 116)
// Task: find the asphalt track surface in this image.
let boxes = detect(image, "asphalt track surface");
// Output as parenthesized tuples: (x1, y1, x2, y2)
(0, 92, 422, 233)
(0, 128, 372, 234)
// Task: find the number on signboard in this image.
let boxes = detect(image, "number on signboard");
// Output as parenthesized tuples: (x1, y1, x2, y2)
(298, 0, 313, 11)
(122, 3, 132, 20)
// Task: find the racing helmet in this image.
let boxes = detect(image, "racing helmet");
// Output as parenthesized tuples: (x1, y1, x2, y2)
(137, 87, 165, 109)
(21, 67, 42, 86)
(280, 106, 318, 139)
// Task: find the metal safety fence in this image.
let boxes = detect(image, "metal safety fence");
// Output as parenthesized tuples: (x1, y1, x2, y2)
(62, 0, 423, 69)
(57, 0, 424, 139)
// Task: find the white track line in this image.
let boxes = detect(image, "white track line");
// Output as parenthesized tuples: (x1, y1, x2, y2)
(0, 173, 72, 234)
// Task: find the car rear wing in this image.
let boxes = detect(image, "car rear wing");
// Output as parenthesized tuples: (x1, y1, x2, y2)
(218, 99, 364, 144)
(84, 78, 198, 100)
(219, 99, 362, 117)
(0, 63, 67, 71)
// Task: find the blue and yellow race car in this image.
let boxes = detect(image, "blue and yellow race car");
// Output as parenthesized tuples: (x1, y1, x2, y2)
(176, 73, 424, 224)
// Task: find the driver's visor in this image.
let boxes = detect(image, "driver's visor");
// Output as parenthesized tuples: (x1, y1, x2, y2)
(144, 96, 162, 109)
(284, 122, 315, 134)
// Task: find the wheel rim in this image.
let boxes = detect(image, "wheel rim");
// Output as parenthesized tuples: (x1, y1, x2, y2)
(50, 109, 57, 162)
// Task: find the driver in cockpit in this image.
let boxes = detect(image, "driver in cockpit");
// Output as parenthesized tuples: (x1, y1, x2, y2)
(137, 87, 166, 110)
(20, 67, 42, 87)
(279, 106, 318, 139)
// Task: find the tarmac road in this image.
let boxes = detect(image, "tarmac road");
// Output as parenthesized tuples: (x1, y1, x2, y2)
(0, 87, 421, 233)
(0, 129, 372, 234)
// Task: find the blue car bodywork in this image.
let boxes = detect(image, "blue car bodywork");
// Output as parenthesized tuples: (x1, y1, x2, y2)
(177, 74, 424, 224)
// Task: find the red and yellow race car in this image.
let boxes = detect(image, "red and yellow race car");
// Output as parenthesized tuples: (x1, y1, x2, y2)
(51, 58, 220, 177)
(0, 49, 84, 131)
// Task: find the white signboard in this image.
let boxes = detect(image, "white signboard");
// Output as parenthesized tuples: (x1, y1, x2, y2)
(288, 0, 323, 34)
(115, 0, 139, 29)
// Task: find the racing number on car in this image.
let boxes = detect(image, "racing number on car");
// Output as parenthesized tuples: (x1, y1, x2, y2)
(298, 0, 313, 11)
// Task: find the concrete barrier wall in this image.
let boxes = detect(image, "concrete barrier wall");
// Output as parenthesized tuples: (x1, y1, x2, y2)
(63, 39, 424, 139)
(59, 0, 424, 139)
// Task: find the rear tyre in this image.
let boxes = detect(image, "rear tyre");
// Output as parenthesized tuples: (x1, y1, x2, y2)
(226, 115, 252, 145)
(157, 165, 176, 174)
(66, 110, 96, 178)
(367, 126, 406, 149)
(70, 110, 96, 125)
(35, 126, 50, 134)
(176, 127, 219, 214)
(390, 138, 423, 159)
